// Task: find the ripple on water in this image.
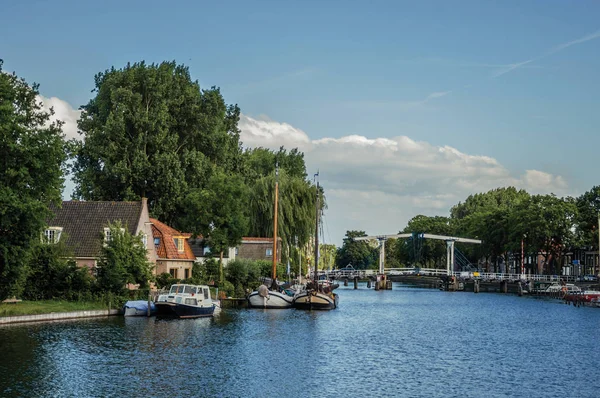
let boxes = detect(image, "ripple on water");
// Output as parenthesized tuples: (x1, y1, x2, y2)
(2, 284, 600, 397)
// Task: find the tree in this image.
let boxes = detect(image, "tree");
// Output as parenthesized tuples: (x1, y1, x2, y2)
(72, 61, 243, 225)
(180, 170, 248, 283)
(401, 215, 453, 268)
(0, 60, 68, 299)
(24, 240, 92, 300)
(319, 244, 337, 270)
(509, 194, 577, 275)
(335, 230, 378, 270)
(575, 186, 600, 249)
(96, 221, 153, 294)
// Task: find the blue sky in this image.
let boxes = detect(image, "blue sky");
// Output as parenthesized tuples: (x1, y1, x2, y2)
(2, 1, 599, 244)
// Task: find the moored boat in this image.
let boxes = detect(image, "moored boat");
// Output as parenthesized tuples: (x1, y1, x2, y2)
(123, 300, 156, 317)
(155, 284, 217, 318)
(248, 284, 295, 309)
(293, 173, 339, 311)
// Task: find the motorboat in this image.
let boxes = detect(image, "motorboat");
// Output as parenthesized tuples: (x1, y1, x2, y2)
(123, 300, 155, 317)
(155, 284, 217, 318)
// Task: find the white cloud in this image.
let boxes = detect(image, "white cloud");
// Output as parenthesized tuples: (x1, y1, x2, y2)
(239, 114, 572, 245)
(38, 95, 81, 140)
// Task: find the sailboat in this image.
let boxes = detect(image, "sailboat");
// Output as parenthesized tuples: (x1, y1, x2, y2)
(247, 165, 295, 309)
(293, 174, 339, 310)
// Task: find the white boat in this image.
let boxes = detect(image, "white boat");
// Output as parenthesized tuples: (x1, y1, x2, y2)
(247, 166, 295, 309)
(123, 300, 155, 316)
(155, 284, 217, 318)
(248, 284, 295, 308)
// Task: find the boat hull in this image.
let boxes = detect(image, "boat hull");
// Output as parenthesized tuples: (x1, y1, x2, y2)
(172, 303, 216, 318)
(155, 301, 178, 316)
(293, 291, 338, 310)
(248, 290, 294, 308)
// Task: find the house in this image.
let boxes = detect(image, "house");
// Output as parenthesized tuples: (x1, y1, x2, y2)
(237, 237, 282, 263)
(46, 199, 157, 271)
(187, 236, 282, 264)
(150, 218, 195, 279)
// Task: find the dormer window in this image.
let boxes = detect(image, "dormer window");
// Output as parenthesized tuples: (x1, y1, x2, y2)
(173, 237, 184, 253)
(43, 227, 62, 244)
(154, 237, 160, 247)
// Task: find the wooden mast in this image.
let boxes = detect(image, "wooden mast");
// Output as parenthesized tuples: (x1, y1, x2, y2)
(313, 175, 319, 286)
(272, 164, 279, 282)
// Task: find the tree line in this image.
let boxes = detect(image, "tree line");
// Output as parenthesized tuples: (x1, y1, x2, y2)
(336, 186, 600, 275)
(0, 60, 321, 300)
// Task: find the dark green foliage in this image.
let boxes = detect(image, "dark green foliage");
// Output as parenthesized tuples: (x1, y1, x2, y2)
(96, 221, 153, 294)
(156, 272, 178, 289)
(575, 186, 600, 249)
(72, 61, 243, 226)
(0, 60, 68, 299)
(336, 230, 378, 270)
(24, 241, 92, 300)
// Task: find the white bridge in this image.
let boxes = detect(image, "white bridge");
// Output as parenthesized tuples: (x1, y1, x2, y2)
(353, 233, 482, 276)
(316, 268, 578, 283)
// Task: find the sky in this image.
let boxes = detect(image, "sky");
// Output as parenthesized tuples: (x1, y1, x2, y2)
(2, 0, 600, 246)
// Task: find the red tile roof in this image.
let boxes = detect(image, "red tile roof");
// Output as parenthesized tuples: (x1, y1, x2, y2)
(150, 218, 195, 261)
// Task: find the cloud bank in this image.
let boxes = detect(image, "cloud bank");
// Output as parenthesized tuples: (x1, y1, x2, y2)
(239, 114, 570, 244)
(38, 95, 81, 140)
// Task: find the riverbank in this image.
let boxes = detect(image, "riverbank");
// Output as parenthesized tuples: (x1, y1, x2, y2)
(0, 300, 109, 317)
(0, 309, 121, 325)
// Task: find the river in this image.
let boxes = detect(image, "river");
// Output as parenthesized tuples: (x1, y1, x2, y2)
(1, 283, 600, 397)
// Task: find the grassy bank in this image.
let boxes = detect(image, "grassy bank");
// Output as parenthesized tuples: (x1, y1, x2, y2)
(0, 300, 109, 317)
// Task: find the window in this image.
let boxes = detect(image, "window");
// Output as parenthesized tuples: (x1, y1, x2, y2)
(204, 288, 209, 300)
(104, 227, 125, 244)
(235, 247, 239, 255)
(42, 227, 62, 244)
(184, 268, 190, 279)
(142, 234, 148, 247)
(173, 237, 184, 252)
(203, 246, 211, 256)
(154, 237, 160, 247)
(266, 248, 273, 256)
(169, 268, 177, 278)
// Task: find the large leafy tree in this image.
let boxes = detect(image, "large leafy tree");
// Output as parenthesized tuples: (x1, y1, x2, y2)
(509, 194, 577, 275)
(180, 170, 248, 282)
(575, 186, 600, 249)
(335, 230, 378, 270)
(72, 61, 242, 225)
(0, 60, 67, 299)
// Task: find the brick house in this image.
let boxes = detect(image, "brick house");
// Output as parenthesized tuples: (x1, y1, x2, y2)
(237, 237, 282, 262)
(150, 218, 195, 279)
(46, 199, 157, 271)
(187, 237, 282, 264)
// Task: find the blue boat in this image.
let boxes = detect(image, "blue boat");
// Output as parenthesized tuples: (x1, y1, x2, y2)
(123, 300, 156, 317)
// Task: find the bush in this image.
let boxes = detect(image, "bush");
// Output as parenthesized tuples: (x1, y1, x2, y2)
(156, 273, 178, 289)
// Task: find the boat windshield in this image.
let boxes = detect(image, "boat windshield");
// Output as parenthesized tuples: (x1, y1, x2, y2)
(203, 288, 209, 300)
(169, 285, 182, 294)
(184, 285, 194, 294)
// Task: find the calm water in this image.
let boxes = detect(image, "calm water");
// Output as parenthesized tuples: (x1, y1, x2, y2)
(2, 284, 600, 397)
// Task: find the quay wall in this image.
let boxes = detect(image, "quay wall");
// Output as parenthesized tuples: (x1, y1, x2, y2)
(0, 309, 121, 325)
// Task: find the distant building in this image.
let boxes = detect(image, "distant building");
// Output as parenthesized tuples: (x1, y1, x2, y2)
(150, 218, 196, 279)
(46, 199, 156, 271)
(237, 237, 282, 263)
(186, 236, 282, 264)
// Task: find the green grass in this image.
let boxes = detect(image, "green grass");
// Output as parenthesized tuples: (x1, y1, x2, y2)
(0, 300, 109, 317)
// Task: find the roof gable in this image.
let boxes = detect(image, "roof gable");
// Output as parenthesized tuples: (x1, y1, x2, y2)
(48, 201, 144, 258)
(150, 218, 195, 261)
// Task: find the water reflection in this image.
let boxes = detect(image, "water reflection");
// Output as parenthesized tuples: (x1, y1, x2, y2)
(2, 284, 600, 397)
